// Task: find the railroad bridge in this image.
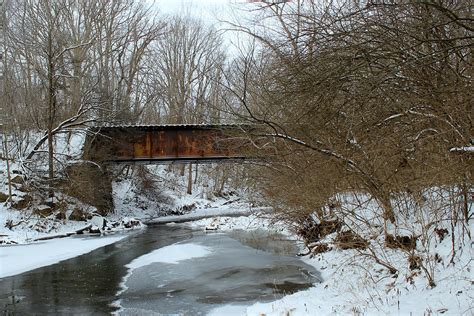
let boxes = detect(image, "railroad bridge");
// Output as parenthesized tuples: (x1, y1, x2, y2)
(71, 124, 257, 214)
(83, 124, 254, 164)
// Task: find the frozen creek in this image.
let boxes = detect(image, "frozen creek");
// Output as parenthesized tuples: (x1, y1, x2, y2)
(0, 224, 320, 315)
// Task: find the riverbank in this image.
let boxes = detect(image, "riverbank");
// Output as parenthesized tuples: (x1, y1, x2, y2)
(189, 215, 473, 316)
(1, 208, 472, 315)
(0, 233, 129, 278)
(0, 205, 258, 278)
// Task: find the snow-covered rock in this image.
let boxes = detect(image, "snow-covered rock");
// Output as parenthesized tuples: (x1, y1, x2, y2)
(90, 215, 105, 229)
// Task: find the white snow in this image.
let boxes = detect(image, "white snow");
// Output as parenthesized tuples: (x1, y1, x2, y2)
(0, 234, 127, 278)
(207, 305, 248, 316)
(110, 164, 265, 226)
(147, 206, 271, 224)
(450, 146, 474, 153)
(125, 243, 212, 268)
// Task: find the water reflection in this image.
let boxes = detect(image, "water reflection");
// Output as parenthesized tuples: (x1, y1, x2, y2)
(0, 226, 193, 315)
(118, 232, 320, 315)
(0, 225, 319, 315)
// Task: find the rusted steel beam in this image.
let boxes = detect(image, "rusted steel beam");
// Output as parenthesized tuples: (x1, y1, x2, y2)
(84, 125, 253, 164)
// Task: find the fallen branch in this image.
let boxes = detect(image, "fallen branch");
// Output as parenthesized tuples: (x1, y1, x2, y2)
(32, 225, 92, 241)
(33, 232, 76, 241)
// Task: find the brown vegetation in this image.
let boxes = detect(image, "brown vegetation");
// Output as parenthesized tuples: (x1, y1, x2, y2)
(385, 234, 417, 251)
(224, 0, 472, 283)
(334, 231, 369, 250)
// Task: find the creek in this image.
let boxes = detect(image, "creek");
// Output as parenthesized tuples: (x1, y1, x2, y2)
(0, 224, 320, 315)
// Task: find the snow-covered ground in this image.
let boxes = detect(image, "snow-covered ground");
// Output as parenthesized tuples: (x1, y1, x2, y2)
(190, 214, 473, 316)
(111, 164, 261, 222)
(244, 238, 473, 316)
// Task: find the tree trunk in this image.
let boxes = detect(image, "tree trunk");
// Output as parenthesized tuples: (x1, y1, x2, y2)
(461, 179, 470, 224)
(47, 31, 56, 186)
(219, 168, 226, 195)
(194, 163, 198, 184)
(3, 134, 12, 202)
(71, 60, 82, 114)
(47, 129, 54, 181)
(187, 163, 193, 195)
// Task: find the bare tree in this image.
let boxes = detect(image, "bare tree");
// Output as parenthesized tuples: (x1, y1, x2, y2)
(222, 0, 472, 280)
(151, 14, 226, 124)
(91, 0, 165, 124)
(4, 0, 164, 187)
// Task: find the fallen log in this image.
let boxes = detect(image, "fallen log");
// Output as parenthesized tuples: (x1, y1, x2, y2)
(145, 207, 272, 225)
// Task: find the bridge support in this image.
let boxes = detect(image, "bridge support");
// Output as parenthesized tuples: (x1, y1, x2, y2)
(63, 162, 114, 215)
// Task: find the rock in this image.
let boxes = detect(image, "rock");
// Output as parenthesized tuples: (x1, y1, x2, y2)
(33, 205, 54, 217)
(123, 217, 141, 229)
(181, 203, 196, 212)
(75, 225, 92, 234)
(69, 207, 87, 221)
(205, 224, 219, 231)
(205, 218, 220, 231)
(10, 175, 25, 185)
(89, 225, 101, 234)
(11, 195, 33, 210)
(55, 211, 67, 220)
(90, 216, 105, 229)
(0, 191, 9, 202)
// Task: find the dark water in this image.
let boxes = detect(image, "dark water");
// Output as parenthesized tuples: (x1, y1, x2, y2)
(0, 225, 320, 315)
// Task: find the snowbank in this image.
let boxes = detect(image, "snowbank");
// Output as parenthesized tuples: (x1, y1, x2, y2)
(0, 234, 128, 278)
(242, 223, 472, 314)
(244, 236, 473, 315)
(111, 164, 262, 222)
(189, 213, 473, 316)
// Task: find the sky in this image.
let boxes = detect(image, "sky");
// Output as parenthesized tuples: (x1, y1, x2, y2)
(154, 0, 242, 25)
(151, 0, 258, 54)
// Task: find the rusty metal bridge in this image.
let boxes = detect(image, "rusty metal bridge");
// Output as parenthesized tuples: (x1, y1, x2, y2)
(84, 124, 254, 164)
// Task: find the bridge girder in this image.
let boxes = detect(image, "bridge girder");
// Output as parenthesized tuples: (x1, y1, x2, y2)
(84, 124, 253, 164)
